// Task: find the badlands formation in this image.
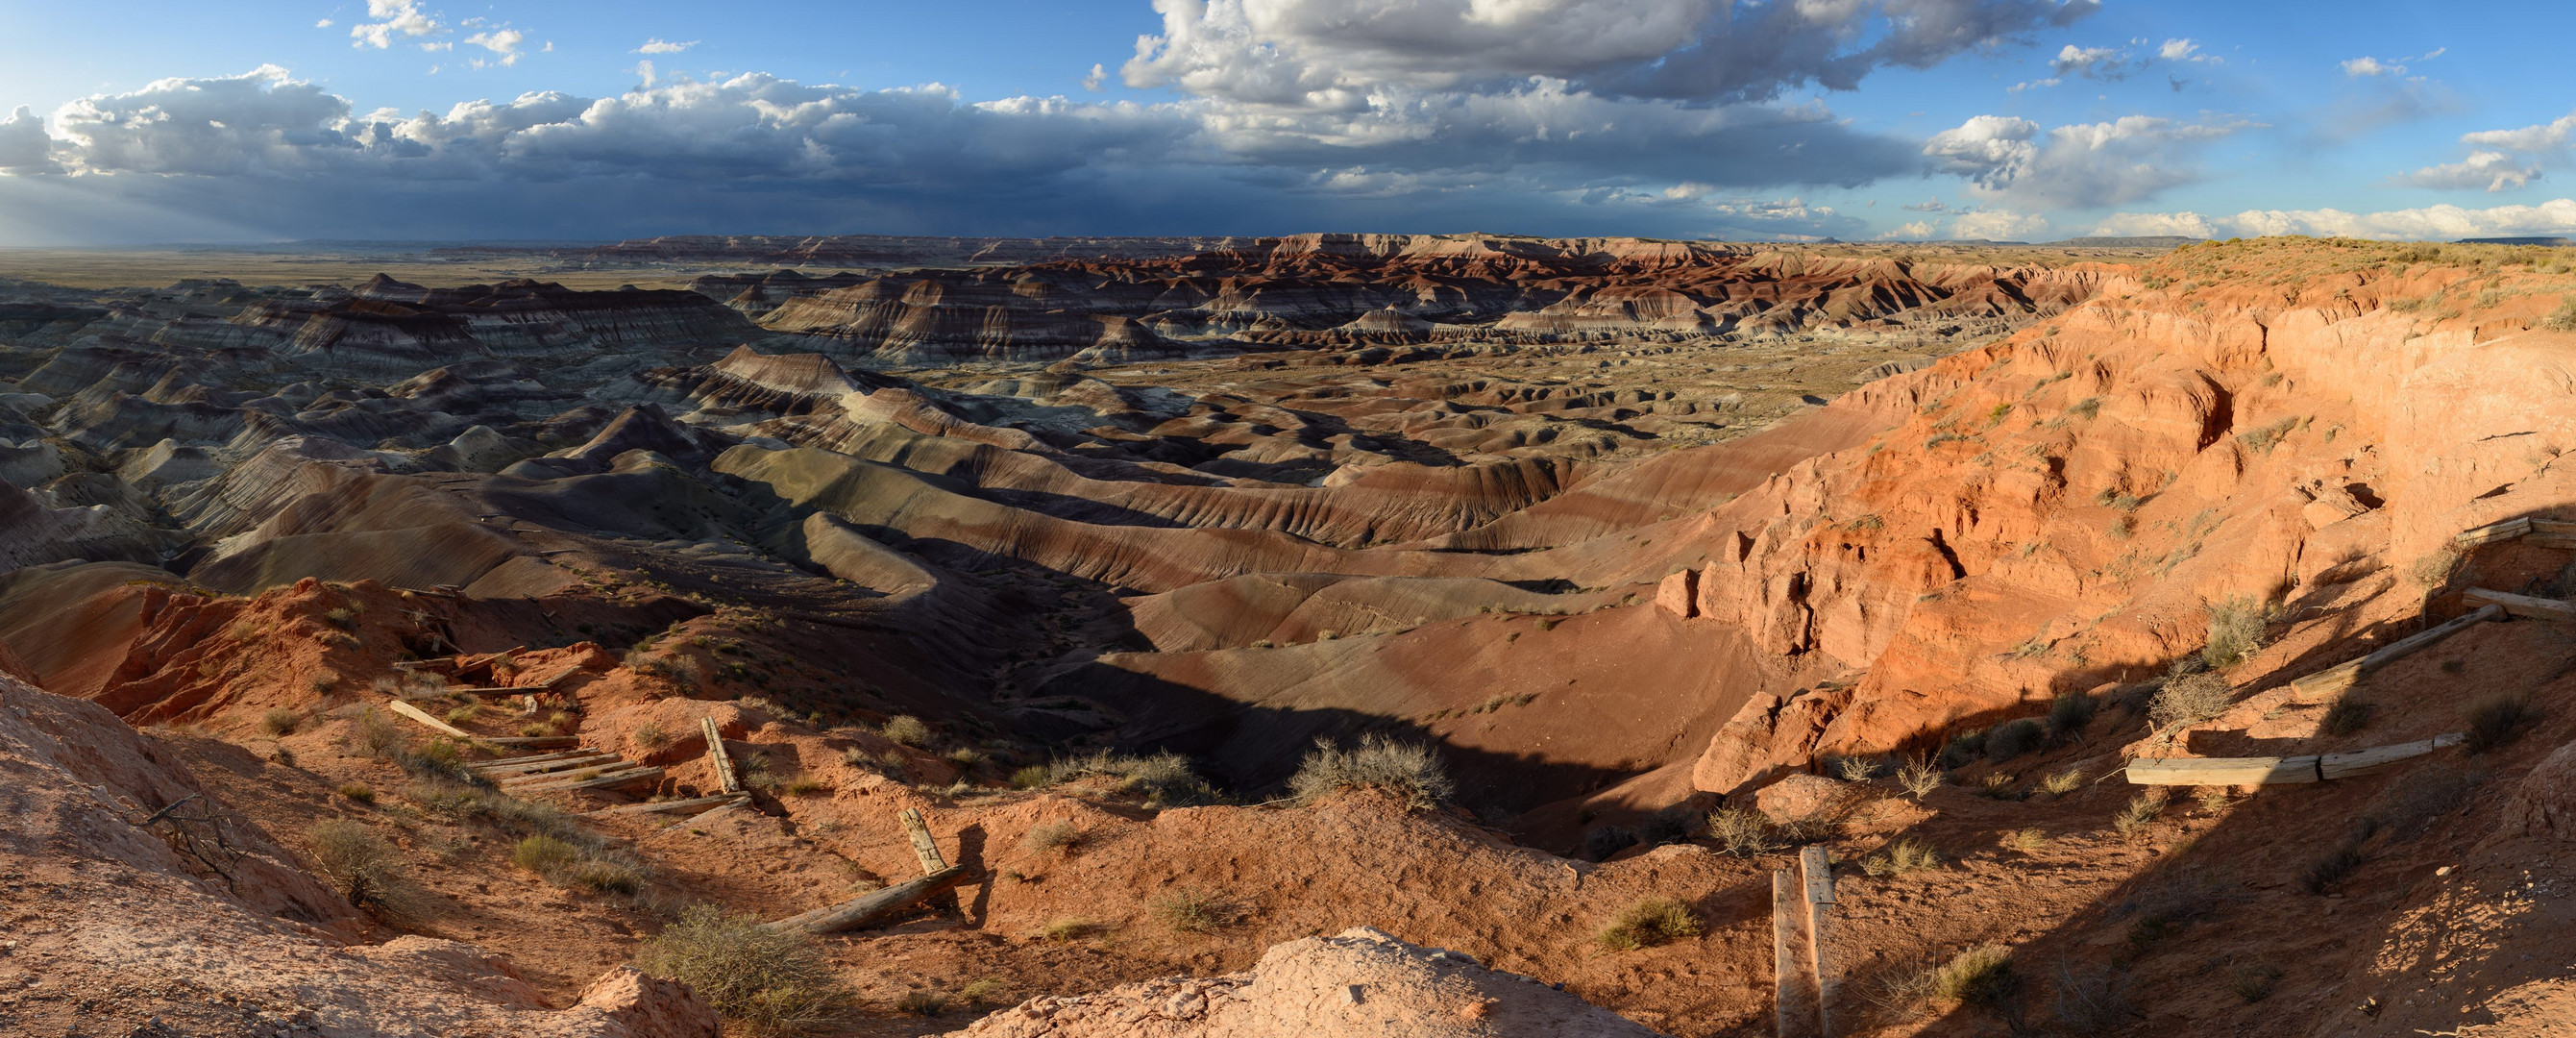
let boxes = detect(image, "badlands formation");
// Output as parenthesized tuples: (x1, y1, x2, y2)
(0, 234, 2573, 1036)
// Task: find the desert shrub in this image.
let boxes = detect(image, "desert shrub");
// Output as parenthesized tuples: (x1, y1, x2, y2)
(1863, 838, 1941, 877)
(513, 834, 582, 874)
(1286, 734, 1455, 809)
(2003, 828, 2048, 853)
(633, 722, 670, 749)
(2050, 962, 2139, 1029)
(1149, 888, 1237, 933)
(946, 747, 985, 767)
(1037, 918, 1098, 941)
(2465, 692, 2539, 754)
(2407, 548, 2465, 590)
(324, 606, 358, 630)
(1938, 729, 1987, 769)
(2066, 396, 2102, 419)
(1020, 821, 1082, 856)
(443, 704, 481, 726)
(2544, 294, 2576, 332)
(568, 859, 643, 895)
(1985, 719, 2044, 762)
(635, 904, 851, 1037)
(337, 782, 376, 803)
(2235, 417, 2300, 455)
(1975, 774, 2021, 801)
(1897, 757, 1943, 800)
(1832, 754, 1883, 781)
(1927, 944, 2017, 1006)
(1583, 825, 1640, 860)
(355, 707, 409, 758)
(1598, 897, 1700, 952)
(307, 820, 416, 918)
(2196, 786, 2233, 812)
(2230, 961, 2283, 1002)
(2299, 844, 2366, 894)
(1009, 764, 1050, 789)
(2320, 695, 2373, 736)
(259, 707, 302, 736)
(957, 978, 1006, 1006)
(2112, 789, 2168, 838)
(895, 991, 945, 1016)
(781, 778, 827, 797)
(2149, 673, 2234, 730)
(879, 715, 931, 747)
(1706, 807, 1782, 857)
(1638, 805, 1695, 846)
(2368, 769, 2485, 841)
(2200, 596, 2266, 668)
(2046, 691, 2096, 738)
(2037, 767, 2085, 798)
(1046, 750, 1218, 806)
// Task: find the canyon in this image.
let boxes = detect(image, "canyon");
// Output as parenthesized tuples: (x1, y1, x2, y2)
(2, 234, 2574, 1038)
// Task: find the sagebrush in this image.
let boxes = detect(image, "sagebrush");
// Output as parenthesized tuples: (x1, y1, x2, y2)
(634, 904, 851, 1037)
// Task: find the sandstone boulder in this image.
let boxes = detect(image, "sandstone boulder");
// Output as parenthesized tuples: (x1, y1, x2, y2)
(1747, 772, 1847, 823)
(2506, 740, 2576, 840)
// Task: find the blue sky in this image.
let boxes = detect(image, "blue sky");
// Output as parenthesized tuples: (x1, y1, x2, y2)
(1, 0, 2572, 244)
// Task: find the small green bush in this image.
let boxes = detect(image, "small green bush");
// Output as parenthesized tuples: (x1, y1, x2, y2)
(1046, 750, 1217, 805)
(1926, 943, 2016, 1006)
(1599, 897, 1700, 951)
(1985, 719, 2044, 762)
(513, 834, 581, 874)
(307, 820, 418, 920)
(2201, 596, 2266, 669)
(1862, 838, 1940, 877)
(1149, 888, 1237, 933)
(337, 782, 376, 803)
(634, 904, 851, 1037)
(2047, 690, 2097, 737)
(879, 715, 932, 747)
(1009, 764, 1051, 789)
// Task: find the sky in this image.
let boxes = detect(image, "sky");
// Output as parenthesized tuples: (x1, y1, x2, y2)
(1, 0, 2574, 245)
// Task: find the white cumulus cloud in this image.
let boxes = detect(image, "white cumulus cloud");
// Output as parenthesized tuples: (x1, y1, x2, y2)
(2093, 201, 2576, 241)
(466, 29, 526, 67)
(1925, 112, 2249, 209)
(635, 38, 696, 55)
(350, 0, 442, 49)
(2397, 151, 2540, 193)
(1950, 209, 2049, 240)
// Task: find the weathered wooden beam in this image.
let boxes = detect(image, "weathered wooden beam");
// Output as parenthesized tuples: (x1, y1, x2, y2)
(483, 735, 581, 749)
(2530, 519, 2576, 535)
(511, 766, 664, 795)
(498, 761, 643, 787)
(2287, 604, 2505, 704)
(701, 717, 740, 795)
(764, 865, 969, 935)
(474, 753, 620, 778)
(467, 749, 599, 771)
(587, 792, 748, 817)
(2318, 733, 2466, 780)
(2528, 534, 2576, 551)
(384, 699, 475, 739)
(2456, 517, 2533, 547)
(2464, 587, 2576, 621)
(901, 807, 947, 875)
(1773, 869, 1797, 1038)
(2126, 755, 2321, 786)
(679, 799, 750, 828)
(1800, 846, 1835, 1038)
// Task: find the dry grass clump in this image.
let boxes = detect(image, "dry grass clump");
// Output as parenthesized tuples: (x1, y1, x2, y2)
(2200, 596, 2266, 668)
(1598, 897, 1701, 952)
(2148, 673, 2233, 730)
(1149, 888, 1238, 933)
(2002, 828, 2048, 853)
(957, 978, 1007, 1007)
(1045, 750, 1218, 805)
(336, 782, 376, 803)
(1883, 944, 2017, 1011)
(2321, 693, 2374, 736)
(2112, 789, 2168, 838)
(2229, 961, 2284, 1002)
(1862, 838, 1940, 877)
(2407, 548, 2465, 590)
(894, 991, 945, 1016)
(1287, 734, 1455, 809)
(1706, 807, 1782, 857)
(2464, 691, 2539, 754)
(2037, 767, 2085, 797)
(1897, 757, 1943, 800)
(1020, 821, 1082, 857)
(1036, 918, 1100, 941)
(635, 904, 851, 1037)
(879, 715, 931, 747)
(259, 707, 302, 736)
(1832, 754, 1883, 781)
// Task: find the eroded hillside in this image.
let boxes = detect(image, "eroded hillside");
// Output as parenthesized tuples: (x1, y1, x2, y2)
(4, 236, 2576, 1037)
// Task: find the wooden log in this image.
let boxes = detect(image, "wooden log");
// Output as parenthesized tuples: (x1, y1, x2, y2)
(2465, 587, 2576, 621)
(475, 753, 620, 778)
(2318, 733, 2466, 780)
(901, 807, 947, 875)
(466, 749, 599, 771)
(2530, 519, 2576, 535)
(385, 699, 475, 739)
(1773, 870, 1796, 1038)
(1800, 846, 1835, 1038)
(483, 735, 581, 750)
(2287, 604, 2506, 704)
(2527, 534, 2576, 551)
(2456, 517, 2533, 547)
(765, 865, 969, 935)
(511, 766, 664, 795)
(498, 760, 642, 786)
(2125, 755, 2321, 786)
(702, 717, 740, 795)
(678, 799, 750, 828)
(587, 793, 748, 817)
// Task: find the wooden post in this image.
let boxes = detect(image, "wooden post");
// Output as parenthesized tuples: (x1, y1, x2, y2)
(587, 792, 748, 817)
(2125, 755, 2320, 786)
(2464, 587, 2576, 621)
(1774, 869, 1797, 1038)
(762, 865, 969, 935)
(385, 699, 474, 739)
(701, 717, 740, 794)
(901, 807, 947, 874)
(1801, 846, 1835, 1038)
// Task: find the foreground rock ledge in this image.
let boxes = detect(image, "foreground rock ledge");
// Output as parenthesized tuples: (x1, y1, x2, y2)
(947, 927, 1667, 1038)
